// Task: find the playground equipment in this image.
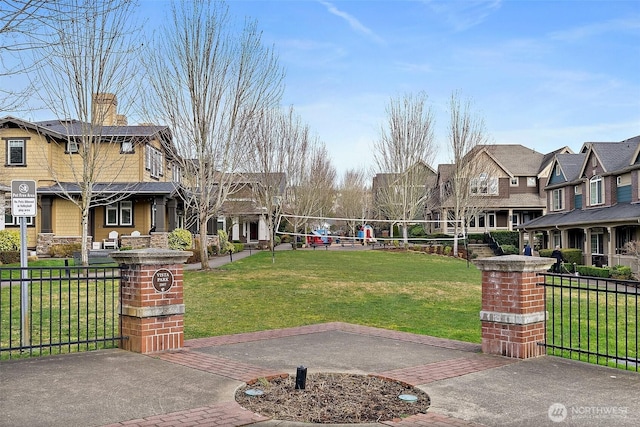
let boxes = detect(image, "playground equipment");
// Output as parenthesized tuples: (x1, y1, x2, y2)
(357, 224, 376, 244)
(306, 228, 332, 246)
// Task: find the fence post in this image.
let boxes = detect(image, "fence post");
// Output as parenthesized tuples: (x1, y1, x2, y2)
(110, 248, 191, 354)
(474, 255, 554, 359)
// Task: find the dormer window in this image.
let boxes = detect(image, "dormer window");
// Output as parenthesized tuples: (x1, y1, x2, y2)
(121, 141, 134, 153)
(510, 177, 518, 186)
(554, 164, 561, 176)
(589, 175, 603, 206)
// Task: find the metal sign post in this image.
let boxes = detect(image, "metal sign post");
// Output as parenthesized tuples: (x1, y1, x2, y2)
(11, 180, 37, 348)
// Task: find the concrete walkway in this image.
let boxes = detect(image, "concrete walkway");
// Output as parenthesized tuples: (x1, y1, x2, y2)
(1, 322, 638, 427)
(2, 245, 638, 426)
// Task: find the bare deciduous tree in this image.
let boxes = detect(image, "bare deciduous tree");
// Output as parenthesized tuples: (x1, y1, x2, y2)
(442, 91, 492, 256)
(247, 106, 310, 260)
(285, 142, 336, 243)
(336, 168, 371, 243)
(144, 0, 285, 269)
(0, 0, 52, 110)
(29, 0, 143, 264)
(373, 92, 436, 243)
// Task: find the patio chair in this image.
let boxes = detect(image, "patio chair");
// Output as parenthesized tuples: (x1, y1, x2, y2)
(103, 230, 119, 249)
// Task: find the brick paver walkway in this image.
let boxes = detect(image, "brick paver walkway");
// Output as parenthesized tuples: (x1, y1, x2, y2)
(101, 323, 502, 427)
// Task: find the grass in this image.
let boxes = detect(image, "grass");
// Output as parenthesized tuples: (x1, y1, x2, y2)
(544, 278, 638, 370)
(183, 250, 483, 342)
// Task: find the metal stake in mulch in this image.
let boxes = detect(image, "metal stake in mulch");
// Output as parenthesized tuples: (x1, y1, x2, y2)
(295, 366, 307, 390)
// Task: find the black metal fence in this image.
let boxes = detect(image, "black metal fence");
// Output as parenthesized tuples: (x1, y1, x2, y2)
(0, 265, 123, 359)
(539, 272, 639, 371)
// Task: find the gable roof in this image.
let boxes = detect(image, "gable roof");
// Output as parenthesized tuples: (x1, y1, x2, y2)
(551, 152, 587, 185)
(579, 137, 640, 175)
(467, 144, 545, 177)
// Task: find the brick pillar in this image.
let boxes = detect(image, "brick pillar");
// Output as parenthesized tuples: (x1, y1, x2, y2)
(111, 248, 191, 354)
(474, 255, 554, 359)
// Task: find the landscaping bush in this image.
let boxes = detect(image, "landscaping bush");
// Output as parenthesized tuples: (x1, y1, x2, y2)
(217, 230, 235, 254)
(561, 248, 582, 266)
(0, 230, 20, 251)
(443, 246, 452, 256)
(280, 234, 291, 243)
(467, 233, 486, 243)
(500, 244, 519, 255)
(234, 242, 245, 252)
(491, 231, 519, 248)
(168, 228, 192, 251)
(576, 265, 610, 278)
(0, 251, 20, 264)
(50, 243, 81, 258)
(409, 224, 427, 238)
(610, 265, 633, 280)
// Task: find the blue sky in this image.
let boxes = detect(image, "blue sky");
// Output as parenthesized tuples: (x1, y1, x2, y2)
(218, 0, 640, 175)
(9, 0, 640, 177)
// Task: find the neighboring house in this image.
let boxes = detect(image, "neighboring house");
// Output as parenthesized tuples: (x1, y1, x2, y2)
(215, 172, 286, 247)
(520, 136, 640, 270)
(372, 161, 437, 232)
(430, 144, 567, 234)
(0, 93, 184, 254)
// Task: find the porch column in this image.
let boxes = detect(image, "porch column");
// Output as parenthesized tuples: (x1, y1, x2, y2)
(111, 248, 191, 354)
(154, 197, 167, 232)
(560, 228, 568, 248)
(508, 208, 513, 231)
(476, 255, 553, 359)
(167, 198, 177, 231)
(40, 196, 53, 233)
(607, 226, 614, 267)
(584, 227, 592, 266)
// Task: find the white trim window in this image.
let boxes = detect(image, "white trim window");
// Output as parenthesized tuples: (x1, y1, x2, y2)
(5, 209, 34, 226)
(527, 177, 536, 187)
(121, 141, 134, 153)
(105, 201, 133, 226)
(510, 177, 519, 187)
(552, 188, 564, 211)
(589, 175, 603, 206)
(145, 145, 164, 179)
(66, 140, 79, 153)
(7, 139, 25, 165)
(470, 173, 498, 195)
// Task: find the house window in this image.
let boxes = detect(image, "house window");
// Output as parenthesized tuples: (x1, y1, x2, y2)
(469, 215, 476, 228)
(591, 232, 603, 254)
(7, 139, 25, 165)
(552, 188, 564, 211)
(478, 214, 486, 228)
(575, 185, 582, 194)
(66, 140, 79, 153)
(510, 177, 519, 187)
(527, 177, 536, 187)
(488, 212, 496, 228)
(171, 163, 182, 183)
(120, 201, 133, 226)
(145, 145, 164, 179)
(554, 164, 561, 176)
(470, 174, 498, 195)
(105, 201, 133, 226)
(512, 214, 519, 226)
(106, 204, 118, 226)
(5, 209, 34, 226)
(121, 141, 134, 153)
(590, 175, 603, 206)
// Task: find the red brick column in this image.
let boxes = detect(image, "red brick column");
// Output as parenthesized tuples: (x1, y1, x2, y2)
(111, 249, 191, 354)
(474, 255, 553, 359)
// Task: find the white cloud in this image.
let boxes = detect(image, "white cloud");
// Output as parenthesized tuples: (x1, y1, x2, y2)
(422, 0, 502, 32)
(317, 0, 386, 45)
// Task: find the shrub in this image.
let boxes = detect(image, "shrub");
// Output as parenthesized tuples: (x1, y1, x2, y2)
(409, 224, 427, 238)
(50, 243, 81, 258)
(0, 251, 20, 264)
(576, 265, 610, 278)
(501, 244, 519, 255)
(0, 230, 20, 251)
(280, 234, 291, 243)
(467, 233, 486, 243)
(491, 231, 519, 248)
(217, 230, 235, 254)
(274, 235, 281, 246)
(168, 228, 192, 251)
(443, 246, 452, 256)
(234, 242, 245, 252)
(610, 265, 633, 280)
(561, 248, 582, 266)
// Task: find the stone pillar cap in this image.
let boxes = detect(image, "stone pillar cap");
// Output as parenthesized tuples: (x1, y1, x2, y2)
(474, 255, 554, 272)
(110, 248, 192, 265)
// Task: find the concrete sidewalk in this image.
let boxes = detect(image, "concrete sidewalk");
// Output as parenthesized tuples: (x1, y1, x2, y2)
(1, 322, 638, 427)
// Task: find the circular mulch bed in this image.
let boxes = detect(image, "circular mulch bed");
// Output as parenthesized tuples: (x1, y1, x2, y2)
(235, 373, 430, 424)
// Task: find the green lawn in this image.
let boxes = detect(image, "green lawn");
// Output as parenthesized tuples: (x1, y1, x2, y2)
(183, 250, 483, 342)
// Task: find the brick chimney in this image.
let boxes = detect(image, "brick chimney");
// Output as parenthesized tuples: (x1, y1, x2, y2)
(92, 93, 118, 126)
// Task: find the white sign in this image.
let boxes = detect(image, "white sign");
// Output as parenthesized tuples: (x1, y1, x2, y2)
(11, 180, 37, 217)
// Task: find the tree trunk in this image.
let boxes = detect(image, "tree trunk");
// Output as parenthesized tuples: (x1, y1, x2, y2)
(81, 205, 90, 266)
(199, 216, 209, 270)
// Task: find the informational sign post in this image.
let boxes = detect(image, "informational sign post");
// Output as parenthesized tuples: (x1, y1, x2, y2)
(11, 180, 37, 348)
